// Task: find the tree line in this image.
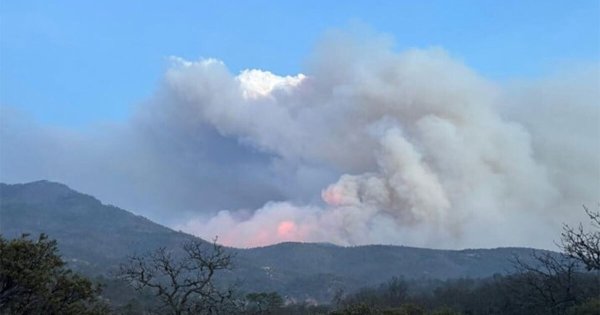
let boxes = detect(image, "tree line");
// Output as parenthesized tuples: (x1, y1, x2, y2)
(1, 206, 599, 314)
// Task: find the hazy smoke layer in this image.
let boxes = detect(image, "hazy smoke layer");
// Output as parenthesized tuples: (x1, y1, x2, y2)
(1, 32, 598, 249)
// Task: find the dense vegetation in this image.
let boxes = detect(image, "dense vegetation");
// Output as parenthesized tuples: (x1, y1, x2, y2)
(0, 235, 600, 315)
(329, 267, 599, 315)
(2, 233, 598, 314)
(0, 234, 109, 315)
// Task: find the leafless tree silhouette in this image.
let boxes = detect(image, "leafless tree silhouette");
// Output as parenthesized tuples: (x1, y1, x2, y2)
(119, 238, 234, 315)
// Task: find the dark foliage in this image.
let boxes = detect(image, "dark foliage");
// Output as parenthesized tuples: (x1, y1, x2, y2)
(240, 291, 284, 314)
(0, 234, 108, 315)
(331, 255, 599, 315)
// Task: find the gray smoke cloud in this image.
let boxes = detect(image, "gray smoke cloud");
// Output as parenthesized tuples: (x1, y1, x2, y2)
(1, 31, 598, 249)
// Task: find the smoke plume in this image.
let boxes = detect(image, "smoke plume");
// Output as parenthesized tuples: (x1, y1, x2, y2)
(1, 31, 598, 249)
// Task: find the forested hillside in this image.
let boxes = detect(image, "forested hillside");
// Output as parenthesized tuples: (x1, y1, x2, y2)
(0, 181, 551, 302)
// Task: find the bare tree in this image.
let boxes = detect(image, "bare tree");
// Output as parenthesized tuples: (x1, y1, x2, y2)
(510, 252, 582, 314)
(119, 238, 234, 315)
(560, 205, 600, 271)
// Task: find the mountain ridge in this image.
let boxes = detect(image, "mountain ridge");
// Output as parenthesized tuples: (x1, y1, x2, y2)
(0, 180, 548, 300)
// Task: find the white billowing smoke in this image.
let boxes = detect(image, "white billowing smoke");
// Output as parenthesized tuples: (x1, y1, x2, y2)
(1, 32, 598, 249)
(165, 34, 597, 249)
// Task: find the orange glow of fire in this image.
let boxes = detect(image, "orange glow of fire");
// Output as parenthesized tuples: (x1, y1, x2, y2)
(277, 220, 297, 237)
(215, 219, 315, 248)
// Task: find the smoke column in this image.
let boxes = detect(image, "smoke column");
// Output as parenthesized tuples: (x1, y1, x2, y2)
(1, 31, 598, 249)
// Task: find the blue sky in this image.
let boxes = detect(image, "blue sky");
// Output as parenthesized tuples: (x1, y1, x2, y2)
(1, 0, 598, 127)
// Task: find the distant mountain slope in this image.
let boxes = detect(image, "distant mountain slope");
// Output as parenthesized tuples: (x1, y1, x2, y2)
(233, 243, 543, 300)
(0, 180, 546, 301)
(0, 180, 198, 274)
